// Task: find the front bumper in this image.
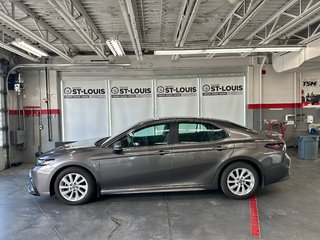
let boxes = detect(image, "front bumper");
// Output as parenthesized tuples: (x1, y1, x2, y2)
(28, 169, 40, 196)
(27, 166, 52, 197)
(263, 152, 291, 185)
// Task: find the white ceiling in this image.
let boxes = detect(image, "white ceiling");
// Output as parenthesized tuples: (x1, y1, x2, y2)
(0, 0, 319, 62)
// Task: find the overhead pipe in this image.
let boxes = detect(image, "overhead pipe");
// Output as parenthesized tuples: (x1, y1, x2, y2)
(259, 56, 267, 131)
(172, 0, 201, 60)
(45, 60, 53, 142)
(125, 0, 143, 59)
(119, 0, 143, 61)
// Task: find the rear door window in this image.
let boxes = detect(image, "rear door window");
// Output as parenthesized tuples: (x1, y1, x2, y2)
(178, 122, 228, 143)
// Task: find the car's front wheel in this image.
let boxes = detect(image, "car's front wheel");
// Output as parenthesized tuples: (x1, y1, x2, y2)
(54, 167, 95, 205)
(220, 162, 259, 200)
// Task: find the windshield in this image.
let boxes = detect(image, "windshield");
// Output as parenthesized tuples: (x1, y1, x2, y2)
(95, 137, 109, 147)
(95, 120, 149, 147)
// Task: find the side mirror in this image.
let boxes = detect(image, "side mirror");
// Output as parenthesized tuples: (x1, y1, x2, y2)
(113, 141, 123, 153)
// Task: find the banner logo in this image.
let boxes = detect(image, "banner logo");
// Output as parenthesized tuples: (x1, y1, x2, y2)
(111, 86, 152, 98)
(64, 87, 72, 95)
(303, 81, 317, 87)
(202, 84, 243, 96)
(63, 87, 106, 98)
(156, 85, 197, 97)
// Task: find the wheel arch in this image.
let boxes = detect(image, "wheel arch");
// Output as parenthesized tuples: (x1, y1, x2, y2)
(215, 157, 265, 189)
(49, 164, 100, 197)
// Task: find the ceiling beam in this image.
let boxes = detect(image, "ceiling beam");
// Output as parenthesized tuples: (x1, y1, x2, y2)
(0, 9, 73, 62)
(49, 0, 107, 59)
(207, 0, 265, 59)
(209, 1, 244, 42)
(172, 0, 201, 60)
(10, 0, 78, 55)
(285, 15, 320, 45)
(69, 0, 105, 42)
(246, 0, 320, 45)
(119, 0, 143, 61)
(245, 0, 299, 41)
(0, 24, 21, 40)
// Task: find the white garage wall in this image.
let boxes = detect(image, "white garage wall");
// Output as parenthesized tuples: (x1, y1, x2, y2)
(248, 65, 299, 107)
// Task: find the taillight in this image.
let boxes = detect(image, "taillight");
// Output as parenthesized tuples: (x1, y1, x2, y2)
(265, 142, 285, 151)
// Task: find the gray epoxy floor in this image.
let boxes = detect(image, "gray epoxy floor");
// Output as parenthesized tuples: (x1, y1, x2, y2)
(0, 148, 320, 240)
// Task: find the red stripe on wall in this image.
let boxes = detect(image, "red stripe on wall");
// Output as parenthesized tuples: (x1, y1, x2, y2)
(248, 103, 302, 109)
(250, 194, 261, 238)
(9, 109, 60, 116)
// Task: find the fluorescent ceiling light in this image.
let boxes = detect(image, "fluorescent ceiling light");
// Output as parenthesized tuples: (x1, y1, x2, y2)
(154, 47, 302, 55)
(155, 48, 253, 55)
(252, 47, 302, 52)
(106, 39, 125, 56)
(0, 42, 40, 62)
(11, 39, 48, 57)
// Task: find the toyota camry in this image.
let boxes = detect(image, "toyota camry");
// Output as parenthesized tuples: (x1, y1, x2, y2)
(28, 117, 291, 205)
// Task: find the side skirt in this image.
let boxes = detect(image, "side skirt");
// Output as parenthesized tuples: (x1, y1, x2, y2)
(100, 184, 214, 195)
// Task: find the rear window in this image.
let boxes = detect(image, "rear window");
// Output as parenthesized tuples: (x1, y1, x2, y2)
(227, 122, 257, 133)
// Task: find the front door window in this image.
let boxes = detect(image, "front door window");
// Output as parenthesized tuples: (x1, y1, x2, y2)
(119, 123, 170, 148)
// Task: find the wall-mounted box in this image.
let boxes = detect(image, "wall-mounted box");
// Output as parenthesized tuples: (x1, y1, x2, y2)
(10, 130, 25, 145)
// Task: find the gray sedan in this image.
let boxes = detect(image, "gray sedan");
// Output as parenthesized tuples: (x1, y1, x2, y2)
(28, 117, 291, 205)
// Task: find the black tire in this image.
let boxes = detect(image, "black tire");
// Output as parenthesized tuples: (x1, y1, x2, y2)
(54, 167, 95, 205)
(220, 162, 259, 200)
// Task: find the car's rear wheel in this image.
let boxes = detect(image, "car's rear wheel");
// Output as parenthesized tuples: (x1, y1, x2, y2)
(220, 162, 259, 200)
(54, 167, 95, 205)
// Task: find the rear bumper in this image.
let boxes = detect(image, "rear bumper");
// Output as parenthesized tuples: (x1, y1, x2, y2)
(263, 153, 291, 185)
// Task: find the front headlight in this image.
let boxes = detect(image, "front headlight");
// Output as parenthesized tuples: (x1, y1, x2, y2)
(37, 158, 55, 166)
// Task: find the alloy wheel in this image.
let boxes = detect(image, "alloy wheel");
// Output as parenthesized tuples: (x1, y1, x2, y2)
(226, 168, 255, 196)
(59, 173, 89, 202)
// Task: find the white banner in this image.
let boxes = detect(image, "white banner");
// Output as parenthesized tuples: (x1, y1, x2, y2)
(156, 78, 198, 117)
(62, 80, 109, 141)
(110, 80, 153, 134)
(201, 76, 245, 125)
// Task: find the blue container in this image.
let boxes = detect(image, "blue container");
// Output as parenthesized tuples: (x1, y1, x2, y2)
(298, 135, 319, 160)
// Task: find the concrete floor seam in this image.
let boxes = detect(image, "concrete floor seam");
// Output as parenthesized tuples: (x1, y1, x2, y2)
(12, 168, 64, 240)
(165, 194, 173, 240)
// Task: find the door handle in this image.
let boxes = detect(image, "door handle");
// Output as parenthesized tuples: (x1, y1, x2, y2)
(155, 150, 171, 155)
(212, 146, 228, 151)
